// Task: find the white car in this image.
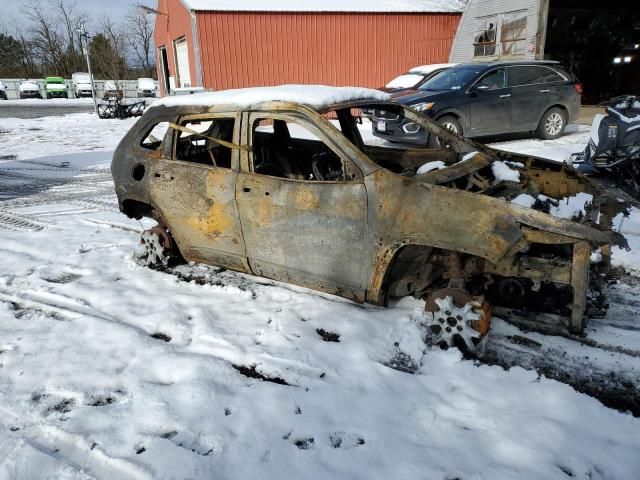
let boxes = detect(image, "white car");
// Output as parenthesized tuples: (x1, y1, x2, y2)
(0, 80, 7, 100)
(72, 72, 93, 98)
(136, 78, 156, 98)
(19, 80, 41, 99)
(383, 63, 458, 92)
(103, 80, 123, 100)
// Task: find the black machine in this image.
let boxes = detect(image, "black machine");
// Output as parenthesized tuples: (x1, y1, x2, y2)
(570, 96, 640, 200)
(97, 98, 146, 120)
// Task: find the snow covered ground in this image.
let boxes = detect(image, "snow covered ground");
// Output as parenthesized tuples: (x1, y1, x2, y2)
(1, 113, 639, 480)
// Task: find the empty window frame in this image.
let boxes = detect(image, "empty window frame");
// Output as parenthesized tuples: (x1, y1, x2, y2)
(473, 16, 497, 57)
(141, 121, 170, 150)
(251, 117, 353, 182)
(500, 10, 527, 56)
(174, 117, 236, 168)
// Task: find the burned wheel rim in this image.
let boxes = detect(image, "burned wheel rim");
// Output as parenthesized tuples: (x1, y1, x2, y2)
(545, 112, 564, 136)
(140, 225, 173, 268)
(425, 288, 491, 355)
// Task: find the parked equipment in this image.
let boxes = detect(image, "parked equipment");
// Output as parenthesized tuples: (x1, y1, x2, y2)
(569, 96, 640, 201)
(97, 98, 145, 119)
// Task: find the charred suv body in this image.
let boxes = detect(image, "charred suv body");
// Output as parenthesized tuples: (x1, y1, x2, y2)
(112, 86, 628, 354)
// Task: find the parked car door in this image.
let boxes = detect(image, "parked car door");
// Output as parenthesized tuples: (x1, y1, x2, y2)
(146, 113, 248, 272)
(508, 65, 561, 131)
(236, 112, 369, 301)
(467, 68, 512, 136)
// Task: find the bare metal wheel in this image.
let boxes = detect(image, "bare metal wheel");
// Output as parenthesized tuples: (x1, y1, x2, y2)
(537, 107, 566, 140)
(140, 225, 175, 268)
(425, 288, 491, 356)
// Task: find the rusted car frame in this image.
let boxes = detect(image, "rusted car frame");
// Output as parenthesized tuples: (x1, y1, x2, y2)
(112, 92, 628, 353)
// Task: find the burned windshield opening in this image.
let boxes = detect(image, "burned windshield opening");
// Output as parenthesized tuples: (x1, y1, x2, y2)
(323, 103, 466, 177)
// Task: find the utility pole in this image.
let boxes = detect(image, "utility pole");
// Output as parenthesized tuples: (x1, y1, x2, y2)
(78, 27, 98, 115)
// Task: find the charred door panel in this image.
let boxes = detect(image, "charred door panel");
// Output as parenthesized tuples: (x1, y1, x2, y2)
(236, 173, 369, 301)
(148, 160, 247, 272)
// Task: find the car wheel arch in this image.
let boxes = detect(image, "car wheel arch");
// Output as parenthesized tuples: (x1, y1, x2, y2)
(367, 242, 462, 306)
(434, 111, 467, 134)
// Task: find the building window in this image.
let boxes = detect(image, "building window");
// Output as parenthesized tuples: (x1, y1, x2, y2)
(473, 16, 497, 57)
(501, 10, 527, 56)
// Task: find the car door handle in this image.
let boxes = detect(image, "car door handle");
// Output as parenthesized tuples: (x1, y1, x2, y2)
(499, 94, 511, 99)
(539, 89, 551, 93)
(154, 172, 173, 181)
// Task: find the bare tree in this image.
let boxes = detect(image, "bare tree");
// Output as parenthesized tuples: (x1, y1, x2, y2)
(126, 7, 155, 78)
(22, 0, 88, 76)
(100, 16, 130, 82)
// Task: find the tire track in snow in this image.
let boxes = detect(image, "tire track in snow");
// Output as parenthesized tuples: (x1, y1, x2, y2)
(0, 406, 151, 480)
(0, 210, 48, 231)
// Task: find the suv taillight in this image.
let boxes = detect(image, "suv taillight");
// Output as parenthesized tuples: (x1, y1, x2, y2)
(575, 83, 583, 94)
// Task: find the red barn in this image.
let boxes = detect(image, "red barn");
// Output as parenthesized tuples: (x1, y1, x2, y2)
(153, 0, 463, 95)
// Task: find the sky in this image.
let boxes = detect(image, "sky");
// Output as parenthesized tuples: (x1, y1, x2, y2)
(2, 0, 145, 30)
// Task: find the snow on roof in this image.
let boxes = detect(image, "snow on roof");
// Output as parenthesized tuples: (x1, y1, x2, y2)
(181, 0, 464, 13)
(154, 85, 391, 110)
(408, 63, 458, 75)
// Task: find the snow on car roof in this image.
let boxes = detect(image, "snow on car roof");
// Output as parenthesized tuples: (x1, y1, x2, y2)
(153, 85, 391, 110)
(408, 63, 458, 75)
(182, 0, 463, 13)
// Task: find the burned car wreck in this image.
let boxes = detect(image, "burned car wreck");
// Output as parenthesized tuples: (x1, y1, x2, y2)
(112, 85, 629, 354)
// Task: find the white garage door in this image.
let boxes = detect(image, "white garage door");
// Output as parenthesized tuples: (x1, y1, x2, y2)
(174, 38, 191, 88)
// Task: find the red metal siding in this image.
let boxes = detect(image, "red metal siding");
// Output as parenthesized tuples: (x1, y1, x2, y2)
(195, 12, 460, 90)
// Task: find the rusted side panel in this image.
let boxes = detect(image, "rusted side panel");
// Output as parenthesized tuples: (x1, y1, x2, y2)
(195, 12, 460, 90)
(147, 160, 248, 272)
(235, 172, 370, 302)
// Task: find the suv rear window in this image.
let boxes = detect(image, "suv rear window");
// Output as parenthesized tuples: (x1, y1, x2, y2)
(509, 66, 567, 87)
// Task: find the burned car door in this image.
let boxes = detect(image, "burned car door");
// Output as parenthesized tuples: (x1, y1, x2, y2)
(236, 112, 369, 301)
(146, 113, 248, 272)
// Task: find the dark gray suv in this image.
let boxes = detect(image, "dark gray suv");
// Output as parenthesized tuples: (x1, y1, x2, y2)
(373, 61, 582, 145)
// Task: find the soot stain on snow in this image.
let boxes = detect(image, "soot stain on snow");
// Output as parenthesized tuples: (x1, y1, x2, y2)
(46, 398, 76, 415)
(150, 332, 172, 342)
(135, 446, 146, 454)
(160, 431, 178, 439)
(294, 438, 315, 450)
(224, 408, 231, 416)
(88, 395, 116, 407)
(165, 265, 258, 299)
(558, 465, 575, 477)
(232, 364, 290, 386)
(383, 351, 419, 374)
(9, 302, 66, 321)
(316, 328, 340, 342)
(329, 432, 365, 449)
